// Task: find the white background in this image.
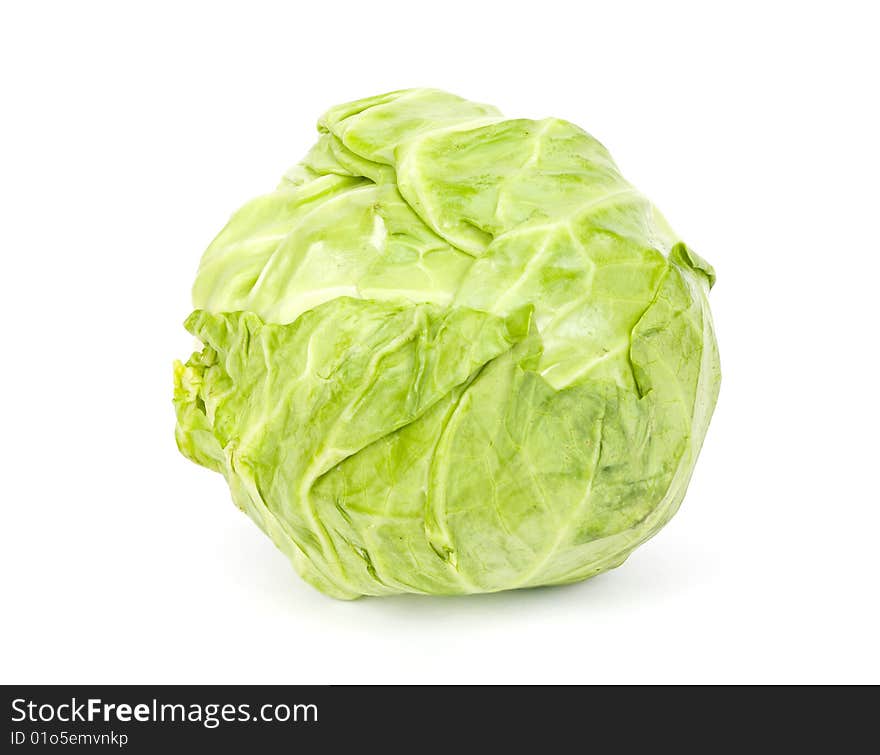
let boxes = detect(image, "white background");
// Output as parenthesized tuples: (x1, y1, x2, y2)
(2, 1, 878, 684)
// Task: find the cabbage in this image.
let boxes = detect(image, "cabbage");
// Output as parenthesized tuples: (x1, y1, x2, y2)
(173, 89, 720, 598)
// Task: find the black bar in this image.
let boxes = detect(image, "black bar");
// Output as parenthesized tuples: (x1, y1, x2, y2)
(2, 685, 875, 750)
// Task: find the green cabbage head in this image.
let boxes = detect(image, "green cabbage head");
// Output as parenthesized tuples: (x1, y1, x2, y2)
(173, 89, 720, 598)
